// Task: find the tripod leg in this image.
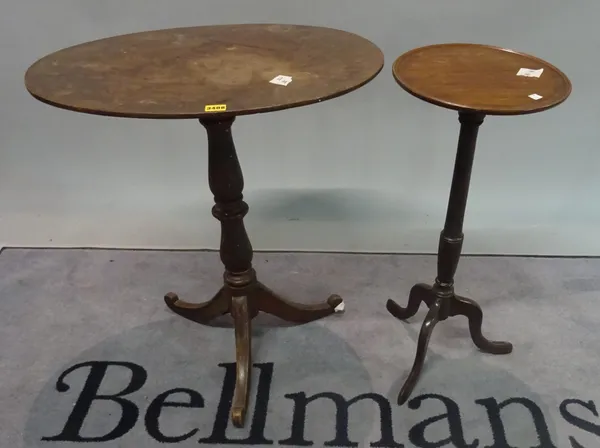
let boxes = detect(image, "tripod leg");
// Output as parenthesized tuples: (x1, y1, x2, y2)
(387, 283, 433, 320)
(163, 287, 230, 323)
(397, 297, 442, 405)
(255, 281, 343, 323)
(451, 294, 513, 354)
(230, 295, 251, 427)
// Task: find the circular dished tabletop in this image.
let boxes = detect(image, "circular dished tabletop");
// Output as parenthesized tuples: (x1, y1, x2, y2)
(392, 43, 571, 115)
(24, 24, 384, 119)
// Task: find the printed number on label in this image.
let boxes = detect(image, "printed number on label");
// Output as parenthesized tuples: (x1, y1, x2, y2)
(205, 104, 227, 112)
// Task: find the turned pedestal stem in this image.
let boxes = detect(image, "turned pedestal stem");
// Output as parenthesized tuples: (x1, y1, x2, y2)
(435, 111, 484, 312)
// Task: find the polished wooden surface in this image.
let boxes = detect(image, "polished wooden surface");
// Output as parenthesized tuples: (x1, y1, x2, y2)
(24, 24, 384, 118)
(392, 43, 571, 115)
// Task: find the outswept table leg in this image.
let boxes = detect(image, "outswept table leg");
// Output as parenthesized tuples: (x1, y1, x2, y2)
(255, 281, 342, 323)
(230, 295, 251, 427)
(164, 287, 229, 323)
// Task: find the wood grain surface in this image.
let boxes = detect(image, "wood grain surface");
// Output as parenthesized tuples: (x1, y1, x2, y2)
(392, 43, 571, 115)
(25, 24, 384, 119)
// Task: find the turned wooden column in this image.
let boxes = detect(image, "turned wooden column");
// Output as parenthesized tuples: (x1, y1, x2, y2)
(203, 117, 256, 292)
(435, 112, 484, 318)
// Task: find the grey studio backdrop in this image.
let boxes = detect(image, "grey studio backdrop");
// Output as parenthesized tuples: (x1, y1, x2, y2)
(0, 0, 597, 255)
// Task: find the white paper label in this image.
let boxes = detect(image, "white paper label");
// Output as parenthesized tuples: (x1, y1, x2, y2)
(334, 301, 345, 313)
(517, 68, 544, 78)
(528, 93, 543, 100)
(270, 75, 293, 86)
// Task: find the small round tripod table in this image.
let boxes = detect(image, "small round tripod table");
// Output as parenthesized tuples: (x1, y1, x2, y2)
(25, 24, 384, 426)
(387, 43, 571, 405)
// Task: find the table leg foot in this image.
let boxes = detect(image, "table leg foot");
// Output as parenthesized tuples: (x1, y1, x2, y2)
(397, 297, 442, 405)
(231, 295, 251, 427)
(450, 294, 513, 354)
(163, 287, 230, 324)
(255, 281, 343, 323)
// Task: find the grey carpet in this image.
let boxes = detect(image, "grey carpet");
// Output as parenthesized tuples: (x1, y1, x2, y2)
(1, 248, 600, 447)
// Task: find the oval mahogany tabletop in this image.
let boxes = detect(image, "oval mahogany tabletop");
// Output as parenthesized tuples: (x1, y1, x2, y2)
(24, 24, 384, 119)
(392, 43, 571, 115)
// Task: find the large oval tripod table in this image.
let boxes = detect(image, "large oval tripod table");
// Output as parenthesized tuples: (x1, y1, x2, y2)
(24, 24, 384, 426)
(387, 43, 571, 405)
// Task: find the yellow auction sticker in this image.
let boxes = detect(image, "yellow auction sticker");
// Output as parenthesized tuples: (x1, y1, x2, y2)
(204, 104, 227, 112)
